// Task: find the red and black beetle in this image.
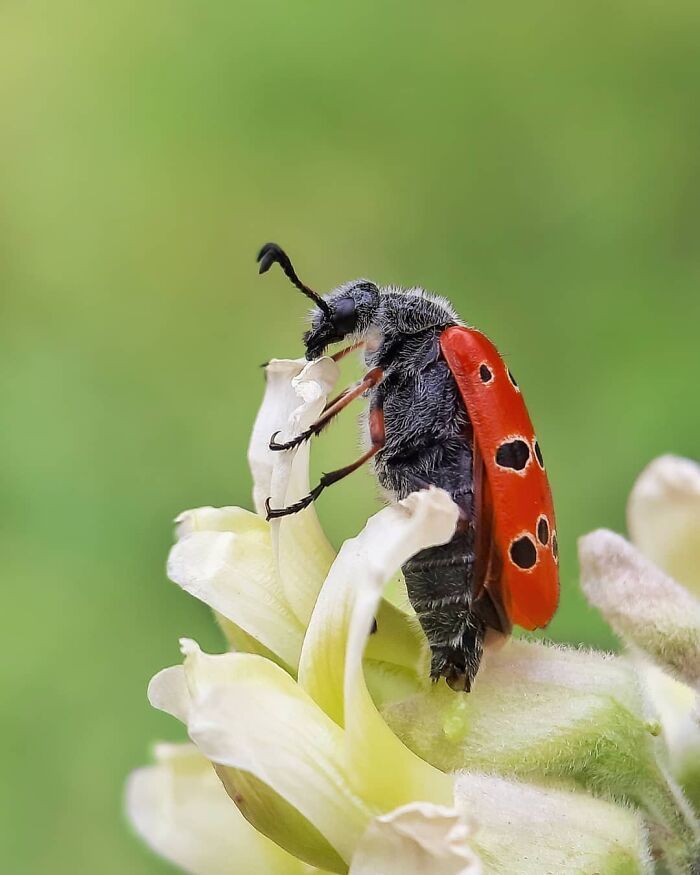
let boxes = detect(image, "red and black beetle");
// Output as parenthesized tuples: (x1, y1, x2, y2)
(258, 242, 559, 691)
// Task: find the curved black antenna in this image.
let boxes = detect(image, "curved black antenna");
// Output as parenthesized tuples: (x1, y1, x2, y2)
(256, 242, 331, 317)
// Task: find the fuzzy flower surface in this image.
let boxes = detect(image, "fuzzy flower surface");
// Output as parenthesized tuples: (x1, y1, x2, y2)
(580, 455, 700, 821)
(126, 356, 700, 874)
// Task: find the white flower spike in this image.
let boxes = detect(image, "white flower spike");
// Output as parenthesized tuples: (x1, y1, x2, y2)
(626, 454, 700, 809)
(127, 359, 697, 875)
(578, 454, 700, 871)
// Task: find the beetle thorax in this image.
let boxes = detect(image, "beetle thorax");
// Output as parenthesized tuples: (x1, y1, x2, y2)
(304, 283, 460, 361)
(363, 288, 460, 374)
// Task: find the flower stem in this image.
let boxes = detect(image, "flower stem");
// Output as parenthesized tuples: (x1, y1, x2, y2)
(635, 762, 700, 875)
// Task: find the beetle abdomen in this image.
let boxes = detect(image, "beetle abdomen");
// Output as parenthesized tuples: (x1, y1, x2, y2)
(370, 342, 485, 690)
(402, 529, 485, 691)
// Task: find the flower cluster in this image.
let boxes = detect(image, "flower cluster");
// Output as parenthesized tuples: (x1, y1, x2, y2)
(126, 356, 700, 873)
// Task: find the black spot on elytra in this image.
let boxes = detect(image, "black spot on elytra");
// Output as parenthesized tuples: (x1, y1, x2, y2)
(479, 364, 493, 383)
(510, 535, 537, 570)
(552, 531, 559, 562)
(496, 439, 530, 471)
(537, 516, 550, 545)
(534, 439, 544, 469)
(508, 369, 519, 388)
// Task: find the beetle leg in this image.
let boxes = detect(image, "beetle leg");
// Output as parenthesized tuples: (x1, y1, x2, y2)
(269, 366, 384, 452)
(265, 444, 381, 520)
(266, 405, 385, 520)
(331, 340, 365, 362)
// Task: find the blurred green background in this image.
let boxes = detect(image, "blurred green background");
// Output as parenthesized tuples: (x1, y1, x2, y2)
(2, 1, 699, 872)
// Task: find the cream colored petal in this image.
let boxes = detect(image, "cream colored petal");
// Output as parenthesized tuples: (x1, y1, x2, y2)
(147, 665, 190, 723)
(126, 743, 313, 875)
(628, 455, 700, 596)
(349, 803, 481, 875)
(298, 488, 458, 811)
(363, 594, 427, 677)
(454, 773, 652, 874)
(211, 766, 346, 875)
(167, 508, 304, 670)
(580, 529, 700, 688)
(179, 640, 373, 871)
(269, 357, 340, 626)
(641, 661, 698, 767)
(248, 357, 308, 517)
(214, 614, 292, 668)
(381, 570, 415, 614)
(363, 660, 422, 710)
(174, 506, 261, 539)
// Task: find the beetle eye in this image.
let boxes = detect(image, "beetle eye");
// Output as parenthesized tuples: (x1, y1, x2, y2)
(332, 298, 357, 334)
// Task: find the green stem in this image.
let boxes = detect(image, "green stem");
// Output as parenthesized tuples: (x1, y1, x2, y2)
(632, 761, 700, 875)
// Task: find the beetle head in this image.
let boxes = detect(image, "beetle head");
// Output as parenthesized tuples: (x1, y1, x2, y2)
(303, 280, 380, 360)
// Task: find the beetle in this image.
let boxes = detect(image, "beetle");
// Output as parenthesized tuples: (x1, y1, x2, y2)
(258, 242, 559, 691)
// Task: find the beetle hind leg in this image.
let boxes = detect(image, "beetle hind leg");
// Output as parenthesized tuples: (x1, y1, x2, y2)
(265, 400, 386, 521)
(264, 485, 323, 519)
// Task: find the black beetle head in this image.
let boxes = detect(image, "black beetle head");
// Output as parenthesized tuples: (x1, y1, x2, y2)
(303, 280, 380, 360)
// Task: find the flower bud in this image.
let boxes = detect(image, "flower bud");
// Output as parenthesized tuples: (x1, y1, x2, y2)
(580, 529, 700, 690)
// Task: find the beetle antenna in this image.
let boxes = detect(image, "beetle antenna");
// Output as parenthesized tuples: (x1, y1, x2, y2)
(256, 242, 332, 317)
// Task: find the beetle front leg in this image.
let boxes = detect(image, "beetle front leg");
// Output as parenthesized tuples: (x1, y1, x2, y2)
(269, 366, 384, 452)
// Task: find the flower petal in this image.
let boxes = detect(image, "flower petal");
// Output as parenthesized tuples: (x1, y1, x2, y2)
(349, 803, 481, 875)
(126, 743, 314, 875)
(363, 598, 427, 680)
(168, 507, 304, 670)
(580, 528, 700, 688)
(298, 488, 458, 811)
(454, 773, 652, 874)
(248, 357, 308, 517)
(214, 614, 290, 666)
(174, 506, 262, 539)
(628, 455, 700, 596)
(148, 665, 190, 723)
(268, 358, 340, 626)
(179, 640, 373, 872)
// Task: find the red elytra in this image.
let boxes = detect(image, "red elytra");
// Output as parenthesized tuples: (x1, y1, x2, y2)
(440, 325, 559, 630)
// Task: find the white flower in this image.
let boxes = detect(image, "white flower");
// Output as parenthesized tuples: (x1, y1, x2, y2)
(579, 529, 700, 689)
(348, 804, 481, 875)
(628, 455, 700, 597)
(126, 357, 696, 874)
(580, 454, 700, 824)
(126, 743, 314, 875)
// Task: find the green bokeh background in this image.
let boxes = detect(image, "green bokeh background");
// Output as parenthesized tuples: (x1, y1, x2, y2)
(2, 2, 699, 872)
